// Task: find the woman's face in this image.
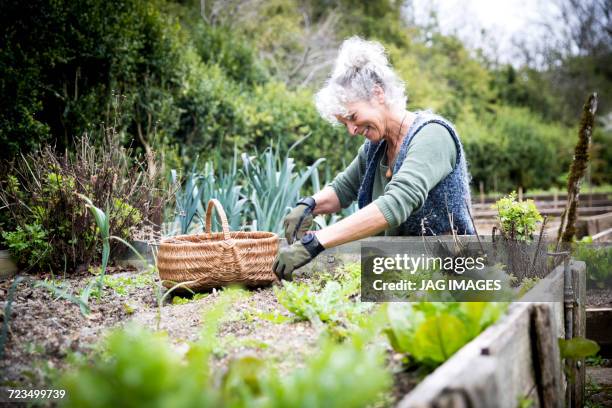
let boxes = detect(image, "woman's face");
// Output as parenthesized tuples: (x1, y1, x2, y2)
(335, 98, 387, 143)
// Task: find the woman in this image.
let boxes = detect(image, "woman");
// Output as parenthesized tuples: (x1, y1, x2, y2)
(273, 36, 474, 280)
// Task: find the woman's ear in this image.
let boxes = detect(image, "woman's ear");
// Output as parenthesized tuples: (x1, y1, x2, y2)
(372, 85, 386, 106)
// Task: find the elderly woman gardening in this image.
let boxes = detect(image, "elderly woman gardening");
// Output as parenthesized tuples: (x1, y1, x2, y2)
(273, 37, 474, 280)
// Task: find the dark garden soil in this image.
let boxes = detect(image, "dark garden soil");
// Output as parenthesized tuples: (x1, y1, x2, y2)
(0, 267, 419, 405)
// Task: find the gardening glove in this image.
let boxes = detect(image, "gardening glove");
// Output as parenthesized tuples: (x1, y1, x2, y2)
(283, 197, 316, 244)
(273, 233, 325, 281)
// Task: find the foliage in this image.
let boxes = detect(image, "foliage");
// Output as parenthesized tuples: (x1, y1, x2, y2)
(171, 163, 206, 235)
(104, 272, 156, 297)
(573, 240, 612, 289)
(242, 139, 325, 233)
(494, 192, 543, 241)
(0, 0, 181, 159)
(384, 302, 507, 367)
(2, 224, 53, 271)
(0, 130, 166, 273)
(2, 0, 609, 195)
(559, 337, 600, 359)
(274, 263, 371, 339)
(172, 293, 208, 305)
(58, 292, 390, 408)
(0, 276, 25, 360)
(458, 106, 576, 193)
(80, 195, 110, 293)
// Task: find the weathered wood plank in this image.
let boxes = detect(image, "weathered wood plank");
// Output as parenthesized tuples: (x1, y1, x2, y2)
(582, 212, 612, 236)
(532, 304, 563, 407)
(571, 261, 587, 407)
(398, 263, 569, 408)
(592, 227, 612, 242)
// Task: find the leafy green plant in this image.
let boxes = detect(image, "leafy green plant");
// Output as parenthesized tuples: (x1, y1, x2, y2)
(573, 240, 612, 289)
(274, 263, 371, 338)
(2, 224, 53, 271)
(79, 195, 110, 293)
(384, 302, 507, 367)
(241, 137, 325, 233)
(206, 153, 248, 231)
(494, 192, 543, 241)
(0, 276, 25, 360)
(104, 272, 155, 296)
(58, 285, 390, 408)
(172, 293, 209, 305)
(559, 337, 600, 359)
(586, 354, 606, 367)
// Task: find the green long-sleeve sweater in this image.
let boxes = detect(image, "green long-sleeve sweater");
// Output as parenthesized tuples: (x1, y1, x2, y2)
(328, 123, 457, 236)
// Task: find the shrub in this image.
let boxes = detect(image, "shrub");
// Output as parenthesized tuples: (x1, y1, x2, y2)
(458, 106, 576, 193)
(0, 129, 167, 273)
(0, 0, 187, 159)
(493, 192, 543, 241)
(573, 240, 612, 289)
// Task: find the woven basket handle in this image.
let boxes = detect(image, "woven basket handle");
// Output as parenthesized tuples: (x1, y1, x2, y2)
(205, 199, 231, 241)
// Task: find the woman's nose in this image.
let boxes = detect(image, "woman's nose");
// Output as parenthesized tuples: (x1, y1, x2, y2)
(347, 123, 358, 136)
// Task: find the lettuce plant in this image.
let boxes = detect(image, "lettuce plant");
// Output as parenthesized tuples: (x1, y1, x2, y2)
(384, 302, 507, 367)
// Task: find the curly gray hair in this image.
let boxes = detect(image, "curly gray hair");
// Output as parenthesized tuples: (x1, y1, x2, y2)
(315, 36, 407, 124)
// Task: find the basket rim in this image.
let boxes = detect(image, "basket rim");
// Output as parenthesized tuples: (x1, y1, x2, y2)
(160, 231, 279, 247)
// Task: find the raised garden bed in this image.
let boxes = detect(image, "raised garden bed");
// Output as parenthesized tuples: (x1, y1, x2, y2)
(0, 239, 589, 407)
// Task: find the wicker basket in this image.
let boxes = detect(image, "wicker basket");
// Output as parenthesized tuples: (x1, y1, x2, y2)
(157, 199, 279, 290)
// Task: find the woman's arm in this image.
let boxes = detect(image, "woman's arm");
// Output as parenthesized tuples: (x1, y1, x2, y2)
(314, 203, 388, 248)
(313, 144, 366, 215)
(312, 186, 342, 214)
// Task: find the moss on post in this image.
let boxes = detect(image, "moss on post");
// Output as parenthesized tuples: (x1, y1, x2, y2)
(556, 93, 598, 248)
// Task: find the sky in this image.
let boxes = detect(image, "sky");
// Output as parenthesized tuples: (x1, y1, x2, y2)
(408, 0, 558, 65)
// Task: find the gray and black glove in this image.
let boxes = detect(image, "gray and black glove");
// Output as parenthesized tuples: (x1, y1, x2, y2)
(273, 233, 325, 281)
(283, 197, 316, 244)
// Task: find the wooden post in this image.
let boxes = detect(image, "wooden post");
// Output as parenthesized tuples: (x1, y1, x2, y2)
(532, 304, 564, 408)
(479, 181, 485, 205)
(557, 93, 598, 249)
(553, 189, 558, 210)
(571, 261, 587, 407)
(518, 186, 523, 202)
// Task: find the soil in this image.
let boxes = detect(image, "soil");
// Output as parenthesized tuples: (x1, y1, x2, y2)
(587, 288, 612, 308)
(587, 367, 612, 407)
(0, 266, 419, 405)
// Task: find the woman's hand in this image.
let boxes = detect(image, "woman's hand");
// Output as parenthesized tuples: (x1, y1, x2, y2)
(283, 197, 315, 244)
(273, 233, 325, 280)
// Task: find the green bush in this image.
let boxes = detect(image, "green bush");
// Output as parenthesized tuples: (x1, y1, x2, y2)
(0, 0, 185, 159)
(574, 240, 612, 289)
(2, 224, 53, 271)
(493, 192, 543, 241)
(459, 106, 576, 192)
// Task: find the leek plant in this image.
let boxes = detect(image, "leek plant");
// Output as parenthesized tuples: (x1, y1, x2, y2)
(171, 162, 205, 235)
(79, 195, 110, 293)
(242, 137, 325, 234)
(201, 152, 248, 231)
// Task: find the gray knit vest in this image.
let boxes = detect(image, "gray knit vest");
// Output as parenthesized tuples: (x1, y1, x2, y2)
(357, 111, 475, 236)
